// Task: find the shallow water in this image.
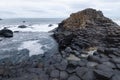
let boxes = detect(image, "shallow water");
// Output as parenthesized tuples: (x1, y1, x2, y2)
(0, 32, 58, 58)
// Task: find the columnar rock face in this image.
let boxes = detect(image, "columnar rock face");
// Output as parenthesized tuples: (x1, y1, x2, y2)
(58, 8, 118, 30)
(52, 8, 120, 80)
(54, 8, 120, 50)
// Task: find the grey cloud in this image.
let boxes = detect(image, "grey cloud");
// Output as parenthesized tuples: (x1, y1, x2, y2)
(0, 0, 119, 18)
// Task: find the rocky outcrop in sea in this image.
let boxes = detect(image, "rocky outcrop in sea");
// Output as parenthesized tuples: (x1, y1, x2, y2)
(0, 27, 13, 37)
(0, 8, 120, 80)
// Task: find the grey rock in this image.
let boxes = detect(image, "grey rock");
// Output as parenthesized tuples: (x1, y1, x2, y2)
(55, 59, 68, 70)
(96, 64, 113, 71)
(116, 64, 120, 69)
(68, 75, 81, 80)
(76, 67, 88, 78)
(86, 61, 98, 67)
(52, 54, 62, 63)
(78, 60, 87, 67)
(82, 70, 95, 80)
(60, 71, 68, 80)
(111, 75, 120, 80)
(18, 25, 28, 28)
(87, 55, 102, 63)
(73, 50, 80, 56)
(64, 47, 72, 53)
(94, 69, 114, 80)
(97, 47, 105, 53)
(0, 28, 13, 37)
(66, 62, 78, 73)
(102, 61, 116, 69)
(110, 58, 120, 64)
(50, 70, 60, 78)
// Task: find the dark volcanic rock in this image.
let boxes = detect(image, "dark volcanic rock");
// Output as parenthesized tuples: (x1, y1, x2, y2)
(94, 69, 113, 80)
(48, 24, 53, 27)
(50, 70, 60, 78)
(53, 8, 120, 80)
(0, 27, 13, 37)
(111, 75, 120, 80)
(60, 71, 68, 80)
(18, 25, 28, 28)
(68, 75, 81, 80)
(76, 67, 88, 78)
(54, 8, 120, 52)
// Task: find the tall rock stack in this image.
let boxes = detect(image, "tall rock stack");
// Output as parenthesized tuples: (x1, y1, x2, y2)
(57, 8, 118, 30)
(54, 8, 120, 51)
(52, 8, 120, 80)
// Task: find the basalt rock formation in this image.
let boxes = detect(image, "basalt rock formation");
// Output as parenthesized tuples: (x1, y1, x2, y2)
(57, 8, 118, 30)
(53, 8, 120, 80)
(54, 8, 120, 51)
(0, 8, 120, 80)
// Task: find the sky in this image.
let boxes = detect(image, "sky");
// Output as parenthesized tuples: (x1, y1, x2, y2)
(0, 0, 120, 18)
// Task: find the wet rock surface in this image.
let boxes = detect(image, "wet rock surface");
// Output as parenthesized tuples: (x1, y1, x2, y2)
(0, 8, 120, 80)
(0, 28, 13, 38)
(18, 25, 28, 28)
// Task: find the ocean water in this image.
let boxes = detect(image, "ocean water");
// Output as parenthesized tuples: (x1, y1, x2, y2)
(0, 18, 64, 32)
(0, 18, 62, 57)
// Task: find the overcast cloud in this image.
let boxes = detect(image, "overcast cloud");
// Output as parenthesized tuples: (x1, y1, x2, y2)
(0, 0, 120, 18)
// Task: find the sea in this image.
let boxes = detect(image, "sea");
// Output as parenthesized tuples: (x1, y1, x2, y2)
(0, 18, 64, 32)
(0, 18, 65, 57)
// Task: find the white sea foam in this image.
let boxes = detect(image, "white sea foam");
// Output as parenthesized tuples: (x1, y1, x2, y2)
(18, 40, 44, 56)
(112, 19, 120, 25)
(0, 24, 58, 32)
(115, 20, 120, 25)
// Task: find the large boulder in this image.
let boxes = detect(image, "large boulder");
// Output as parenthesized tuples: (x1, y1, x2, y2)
(0, 28, 13, 37)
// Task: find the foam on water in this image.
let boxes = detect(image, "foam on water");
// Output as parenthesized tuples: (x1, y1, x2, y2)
(0, 24, 58, 32)
(115, 20, 120, 25)
(18, 40, 44, 56)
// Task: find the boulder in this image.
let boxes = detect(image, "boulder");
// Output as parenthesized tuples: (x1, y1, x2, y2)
(18, 25, 28, 28)
(68, 75, 81, 80)
(50, 70, 60, 78)
(82, 70, 95, 80)
(94, 69, 113, 80)
(60, 71, 68, 80)
(48, 24, 53, 27)
(0, 28, 13, 37)
(76, 67, 88, 78)
(111, 75, 120, 80)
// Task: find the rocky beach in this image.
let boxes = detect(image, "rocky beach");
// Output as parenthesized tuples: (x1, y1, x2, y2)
(0, 8, 120, 80)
